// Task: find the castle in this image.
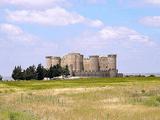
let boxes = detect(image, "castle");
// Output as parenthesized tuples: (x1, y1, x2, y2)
(46, 53, 120, 78)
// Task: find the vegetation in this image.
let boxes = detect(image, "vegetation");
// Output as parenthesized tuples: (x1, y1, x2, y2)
(25, 65, 37, 80)
(62, 65, 70, 77)
(12, 64, 70, 80)
(0, 77, 160, 120)
(12, 66, 24, 80)
(149, 74, 156, 77)
(0, 75, 2, 81)
(36, 64, 45, 80)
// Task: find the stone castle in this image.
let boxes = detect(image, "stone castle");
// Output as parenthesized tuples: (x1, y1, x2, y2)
(46, 53, 119, 77)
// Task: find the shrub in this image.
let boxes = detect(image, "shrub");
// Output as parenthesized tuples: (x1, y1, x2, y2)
(0, 75, 2, 81)
(148, 75, 155, 77)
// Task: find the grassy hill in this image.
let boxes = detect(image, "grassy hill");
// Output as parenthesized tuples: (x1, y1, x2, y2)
(0, 77, 160, 120)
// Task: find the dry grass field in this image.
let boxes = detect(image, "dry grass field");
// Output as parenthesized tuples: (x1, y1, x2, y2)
(0, 77, 160, 120)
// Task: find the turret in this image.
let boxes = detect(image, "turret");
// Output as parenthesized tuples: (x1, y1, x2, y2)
(108, 54, 117, 70)
(89, 55, 99, 72)
(99, 57, 108, 71)
(52, 57, 61, 66)
(46, 56, 52, 69)
(61, 53, 84, 72)
(108, 54, 117, 77)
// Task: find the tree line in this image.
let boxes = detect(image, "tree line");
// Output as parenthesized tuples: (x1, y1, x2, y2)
(0, 75, 2, 81)
(12, 64, 70, 80)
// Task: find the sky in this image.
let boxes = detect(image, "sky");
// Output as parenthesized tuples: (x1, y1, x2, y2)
(0, 0, 160, 76)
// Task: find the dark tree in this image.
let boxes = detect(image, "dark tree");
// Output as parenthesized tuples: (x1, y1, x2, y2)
(62, 65, 70, 77)
(11, 64, 69, 80)
(12, 66, 24, 80)
(36, 64, 45, 80)
(22, 70, 26, 80)
(54, 64, 62, 77)
(48, 64, 62, 79)
(48, 66, 57, 79)
(25, 65, 37, 80)
(44, 68, 49, 78)
(0, 75, 2, 81)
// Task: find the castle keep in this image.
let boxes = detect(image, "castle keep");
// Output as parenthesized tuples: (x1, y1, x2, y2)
(46, 53, 118, 77)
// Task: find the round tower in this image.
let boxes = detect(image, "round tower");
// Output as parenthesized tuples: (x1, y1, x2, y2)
(99, 57, 108, 71)
(108, 54, 117, 70)
(46, 56, 52, 69)
(51, 57, 61, 66)
(76, 54, 84, 72)
(83, 58, 90, 72)
(89, 55, 99, 72)
(64, 53, 83, 72)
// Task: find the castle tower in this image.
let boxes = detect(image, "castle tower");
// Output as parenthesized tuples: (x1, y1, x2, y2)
(52, 57, 61, 66)
(89, 55, 99, 72)
(99, 57, 108, 71)
(46, 56, 52, 69)
(108, 54, 117, 77)
(76, 54, 84, 72)
(83, 58, 90, 72)
(108, 54, 117, 70)
(62, 53, 84, 72)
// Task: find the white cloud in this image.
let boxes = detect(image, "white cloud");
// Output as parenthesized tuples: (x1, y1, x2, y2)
(117, 0, 160, 7)
(144, 0, 160, 5)
(87, 19, 104, 27)
(86, 0, 106, 4)
(0, 0, 69, 9)
(0, 23, 59, 76)
(99, 27, 154, 45)
(6, 8, 85, 26)
(0, 23, 58, 51)
(140, 16, 160, 27)
(70, 26, 155, 51)
(0, 23, 23, 35)
(0, 23, 37, 44)
(6, 7, 103, 27)
(0, 0, 106, 8)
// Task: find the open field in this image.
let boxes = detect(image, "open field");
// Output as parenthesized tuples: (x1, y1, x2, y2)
(0, 77, 160, 120)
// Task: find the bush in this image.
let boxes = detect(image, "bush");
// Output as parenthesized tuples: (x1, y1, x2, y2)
(148, 75, 155, 77)
(0, 75, 2, 81)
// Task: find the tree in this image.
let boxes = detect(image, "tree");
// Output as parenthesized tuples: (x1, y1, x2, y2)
(44, 68, 49, 78)
(47, 64, 62, 79)
(48, 66, 56, 79)
(36, 64, 45, 80)
(0, 75, 2, 81)
(62, 65, 70, 77)
(25, 65, 37, 80)
(54, 64, 62, 77)
(12, 66, 24, 80)
(149, 74, 155, 77)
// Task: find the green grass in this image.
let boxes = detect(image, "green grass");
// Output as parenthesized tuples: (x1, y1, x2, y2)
(0, 106, 37, 120)
(1, 77, 160, 91)
(0, 77, 160, 120)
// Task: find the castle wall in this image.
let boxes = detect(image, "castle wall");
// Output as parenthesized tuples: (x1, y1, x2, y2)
(46, 56, 52, 69)
(61, 53, 83, 72)
(52, 57, 61, 66)
(109, 69, 118, 78)
(46, 53, 119, 77)
(89, 56, 99, 72)
(74, 71, 109, 78)
(83, 58, 90, 72)
(99, 57, 108, 71)
(76, 54, 84, 72)
(108, 54, 117, 70)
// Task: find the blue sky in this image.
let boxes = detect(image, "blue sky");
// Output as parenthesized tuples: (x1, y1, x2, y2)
(0, 0, 160, 76)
